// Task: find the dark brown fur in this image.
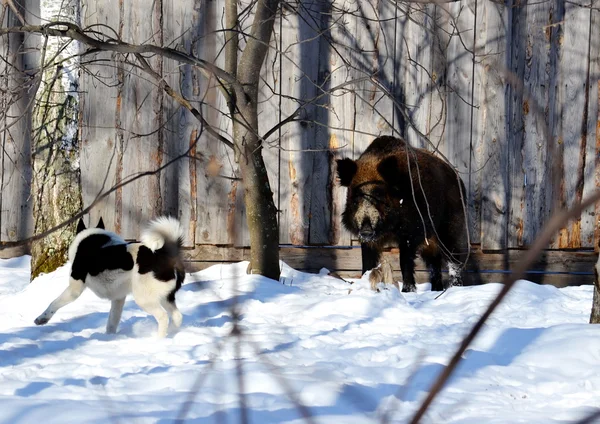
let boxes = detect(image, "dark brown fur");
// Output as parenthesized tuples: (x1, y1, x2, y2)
(337, 136, 479, 292)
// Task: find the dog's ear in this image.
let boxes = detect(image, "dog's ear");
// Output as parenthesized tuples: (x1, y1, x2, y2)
(96, 217, 105, 230)
(76, 218, 86, 234)
(336, 158, 358, 187)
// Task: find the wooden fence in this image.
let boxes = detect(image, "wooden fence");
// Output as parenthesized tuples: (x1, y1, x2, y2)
(1, 0, 599, 272)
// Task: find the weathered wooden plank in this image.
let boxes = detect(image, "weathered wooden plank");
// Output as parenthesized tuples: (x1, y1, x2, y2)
(426, 3, 475, 251)
(326, 0, 357, 246)
(372, 0, 396, 140)
(444, 0, 479, 247)
(470, 0, 486, 247)
(393, 3, 412, 141)
(190, 0, 247, 247)
(397, 3, 435, 148)
(161, 0, 199, 247)
(352, 1, 394, 155)
(590, 2, 600, 251)
(554, 1, 596, 248)
(426, 5, 450, 151)
(192, 0, 238, 246)
(480, 0, 510, 250)
(183, 245, 598, 274)
(79, 0, 121, 232)
(0, 4, 32, 242)
(346, 0, 398, 246)
(518, 0, 555, 247)
(309, 2, 337, 245)
(183, 245, 598, 287)
(278, 2, 326, 245)
(506, 0, 527, 248)
(118, 0, 164, 239)
(444, 0, 476, 173)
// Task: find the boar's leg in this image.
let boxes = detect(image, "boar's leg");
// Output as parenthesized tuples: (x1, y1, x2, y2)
(361, 243, 381, 275)
(422, 251, 443, 292)
(398, 244, 417, 293)
(463, 253, 482, 286)
(445, 233, 482, 288)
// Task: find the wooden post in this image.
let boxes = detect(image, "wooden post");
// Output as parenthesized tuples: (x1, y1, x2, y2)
(480, 0, 510, 250)
(79, 0, 122, 233)
(0, 0, 34, 256)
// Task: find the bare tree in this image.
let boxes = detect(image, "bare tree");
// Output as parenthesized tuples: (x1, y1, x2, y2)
(226, 0, 281, 279)
(1, 0, 284, 280)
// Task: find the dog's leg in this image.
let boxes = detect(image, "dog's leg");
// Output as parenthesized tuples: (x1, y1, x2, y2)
(161, 298, 183, 330)
(135, 300, 169, 338)
(34, 278, 85, 325)
(106, 298, 126, 334)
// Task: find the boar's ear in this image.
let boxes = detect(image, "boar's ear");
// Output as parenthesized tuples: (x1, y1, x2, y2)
(377, 156, 400, 185)
(96, 217, 105, 230)
(76, 218, 86, 234)
(336, 158, 358, 187)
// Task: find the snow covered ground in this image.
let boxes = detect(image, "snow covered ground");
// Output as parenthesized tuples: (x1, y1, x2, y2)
(1, 256, 599, 424)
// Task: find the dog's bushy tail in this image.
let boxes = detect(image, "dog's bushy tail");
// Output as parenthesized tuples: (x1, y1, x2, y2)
(141, 216, 184, 252)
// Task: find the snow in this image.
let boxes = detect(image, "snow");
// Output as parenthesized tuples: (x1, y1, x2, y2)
(1, 256, 599, 423)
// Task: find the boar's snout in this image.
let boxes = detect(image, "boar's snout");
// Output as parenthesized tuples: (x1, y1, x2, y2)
(359, 220, 375, 241)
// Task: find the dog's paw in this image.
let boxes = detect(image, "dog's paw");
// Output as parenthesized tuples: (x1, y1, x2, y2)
(34, 315, 49, 325)
(171, 311, 183, 329)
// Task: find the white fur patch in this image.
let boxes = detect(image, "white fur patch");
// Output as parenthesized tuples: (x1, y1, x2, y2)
(140, 216, 184, 252)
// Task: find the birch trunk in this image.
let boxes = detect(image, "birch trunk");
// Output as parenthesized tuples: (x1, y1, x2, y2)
(30, 0, 82, 279)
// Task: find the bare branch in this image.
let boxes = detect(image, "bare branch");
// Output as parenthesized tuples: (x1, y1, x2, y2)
(225, 0, 239, 78)
(2, 0, 25, 25)
(0, 21, 244, 114)
(134, 53, 234, 149)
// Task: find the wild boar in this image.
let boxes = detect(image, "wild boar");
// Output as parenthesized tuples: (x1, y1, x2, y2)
(337, 135, 479, 292)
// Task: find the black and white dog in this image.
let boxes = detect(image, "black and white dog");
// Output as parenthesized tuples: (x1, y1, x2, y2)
(34, 216, 186, 337)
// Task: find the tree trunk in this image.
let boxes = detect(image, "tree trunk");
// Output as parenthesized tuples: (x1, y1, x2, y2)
(590, 258, 600, 323)
(30, 0, 82, 280)
(231, 0, 281, 280)
(233, 99, 280, 280)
